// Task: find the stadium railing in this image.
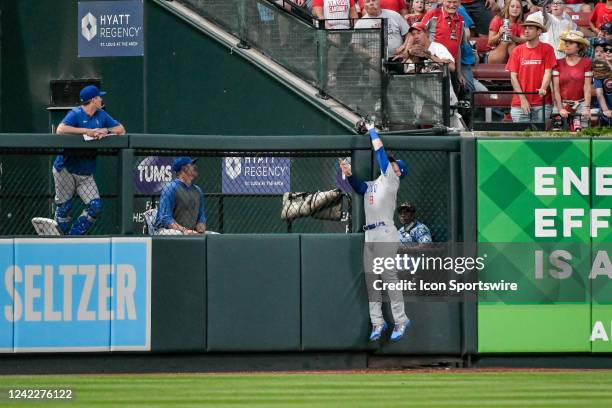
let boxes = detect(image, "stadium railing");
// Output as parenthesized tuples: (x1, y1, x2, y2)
(178, 0, 451, 130)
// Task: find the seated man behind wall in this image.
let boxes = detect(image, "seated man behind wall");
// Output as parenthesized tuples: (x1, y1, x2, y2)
(154, 157, 207, 235)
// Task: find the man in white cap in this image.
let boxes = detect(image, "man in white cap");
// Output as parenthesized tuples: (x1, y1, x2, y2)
(505, 13, 557, 124)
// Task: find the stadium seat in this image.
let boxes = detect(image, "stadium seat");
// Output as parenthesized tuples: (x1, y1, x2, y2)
(472, 64, 510, 81)
(474, 35, 491, 55)
(473, 92, 514, 122)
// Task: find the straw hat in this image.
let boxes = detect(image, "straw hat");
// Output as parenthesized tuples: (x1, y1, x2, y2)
(521, 13, 547, 32)
(560, 30, 590, 47)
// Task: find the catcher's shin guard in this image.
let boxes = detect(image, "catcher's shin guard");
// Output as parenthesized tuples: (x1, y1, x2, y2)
(54, 198, 73, 234)
(69, 198, 102, 235)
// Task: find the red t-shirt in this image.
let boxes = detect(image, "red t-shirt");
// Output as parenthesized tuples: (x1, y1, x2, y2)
(406, 13, 424, 25)
(505, 42, 557, 107)
(358, 0, 405, 13)
(553, 58, 593, 101)
(421, 8, 465, 60)
(489, 15, 525, 39)
(590, 3, 612, 29)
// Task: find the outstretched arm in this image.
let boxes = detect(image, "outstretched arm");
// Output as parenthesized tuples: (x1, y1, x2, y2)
(339, 159, 368, 195)
(367, 125, 390, 174)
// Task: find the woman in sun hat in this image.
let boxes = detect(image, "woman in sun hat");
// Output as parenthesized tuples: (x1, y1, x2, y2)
(552, 30, 592, 130)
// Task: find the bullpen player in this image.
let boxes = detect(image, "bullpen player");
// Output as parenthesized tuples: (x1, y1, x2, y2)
(339, 123, 410, 342)
(53, 85, 126, 235)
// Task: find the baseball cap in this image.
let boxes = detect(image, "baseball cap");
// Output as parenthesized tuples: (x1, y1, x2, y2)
(409, 22, 427, 33)
(594, 38, 609, 48)
(172, 157, 198, 173)
(602, 22, 612, 35)
(79, 85, 107, 103)
(387, 155, 409, 179)
(398, 202, 416, 213)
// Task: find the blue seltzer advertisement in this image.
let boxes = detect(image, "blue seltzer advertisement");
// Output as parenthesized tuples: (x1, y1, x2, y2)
(0, 238, 151, 352)
(78, 0, 144, 57)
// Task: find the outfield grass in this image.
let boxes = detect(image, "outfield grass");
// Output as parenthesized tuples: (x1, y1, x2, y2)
(0, 370, 611, 407)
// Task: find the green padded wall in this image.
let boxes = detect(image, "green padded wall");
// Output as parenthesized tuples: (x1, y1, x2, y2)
(206, 234, 301, 351)
(301, 234, 373, 350)
(151, 237, 206, 352)
(374, 303, 462, 355)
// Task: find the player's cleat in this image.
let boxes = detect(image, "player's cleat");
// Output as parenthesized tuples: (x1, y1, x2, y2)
(31, 217, 62, 236)
(369, 322, 388, 342)
(390, 319, 411, 342)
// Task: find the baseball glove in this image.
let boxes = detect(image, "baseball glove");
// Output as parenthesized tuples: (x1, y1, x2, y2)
(593, 59, 611, 80)
(405, 44, 432, 63)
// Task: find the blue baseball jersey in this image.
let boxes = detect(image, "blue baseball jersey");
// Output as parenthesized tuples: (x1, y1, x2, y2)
(53, 107, 120, 175)
(154, 179, 206, 229)
(399, 221, 432, 244)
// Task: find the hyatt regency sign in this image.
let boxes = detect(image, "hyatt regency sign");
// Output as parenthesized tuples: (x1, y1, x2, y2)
(78, 0, 144, 57)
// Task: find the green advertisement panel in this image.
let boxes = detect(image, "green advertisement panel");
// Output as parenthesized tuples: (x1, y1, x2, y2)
(477, 140, 591, 352)
(591, 140, 612, 353)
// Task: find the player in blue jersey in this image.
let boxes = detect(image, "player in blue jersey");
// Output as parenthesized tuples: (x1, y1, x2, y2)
(339, 122, 411, 342)
(53, 85, 125, 235)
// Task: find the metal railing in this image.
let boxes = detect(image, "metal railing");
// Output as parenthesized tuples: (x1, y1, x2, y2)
(179, 0, 450, 129)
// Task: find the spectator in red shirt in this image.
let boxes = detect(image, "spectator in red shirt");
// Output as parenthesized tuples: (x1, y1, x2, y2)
(406, 0, 426, 24)
(312, 0, 358, 29)
(552, 31, 592, 129)
(487, 0, 526, 64)
(590, 0, 612, 35)
(506, 13, 557, 123)
(416, 0, 467, 85)
(357, 0, 408, 15)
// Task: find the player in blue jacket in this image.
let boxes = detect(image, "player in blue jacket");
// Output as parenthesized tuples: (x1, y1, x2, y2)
(53, 85, 125, 235)
(339, 123, 411, 342)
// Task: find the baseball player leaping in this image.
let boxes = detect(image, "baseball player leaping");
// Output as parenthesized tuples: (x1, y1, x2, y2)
(340, 122, 410, 342)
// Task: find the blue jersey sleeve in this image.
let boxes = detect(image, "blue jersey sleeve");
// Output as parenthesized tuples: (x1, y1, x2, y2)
(61, 109, 80, 127)
(99, 110, 120, 128)
(155, 182, 177, 228)
(196, 186, 207, 224)
(347, 175, 368, 195)
(369, 127, 390, 174)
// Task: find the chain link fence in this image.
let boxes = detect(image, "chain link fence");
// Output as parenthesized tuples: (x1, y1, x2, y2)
(131, 150, 353, 234)
(0, 145, 455, 240)
(179, 0, 451, 128)
(0, 149, 120, 236)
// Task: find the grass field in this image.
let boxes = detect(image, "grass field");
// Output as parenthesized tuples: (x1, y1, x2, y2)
(0, 370, 611, 407)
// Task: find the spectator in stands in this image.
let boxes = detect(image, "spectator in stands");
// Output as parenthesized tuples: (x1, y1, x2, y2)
(461, 0, 495, 37)
(406, 0, 427, 24)
(424, 0, 437, 12)
(353, 0, 410, 74)
(540, 0, 577, 59)
(592, 38, 609, 60)
(592, 59, 612, 125)
(154, 157, 207, 235)
(457, 4, 479, 92)
(487, 0, 526, 64)
(590, 0, 612, 36)
(397, 202, 432, 244)
(587, 22, 612, 59)
(552, 31, 592, 129)
(357, 0, 409, 16)
(506, 13, 557, 123)
(580, 3, 592, 14)
(312, 0, 358, 28)
(414, 0, 468, 87)
(407, 22, 459, 114)
(564, 0, 583, 13)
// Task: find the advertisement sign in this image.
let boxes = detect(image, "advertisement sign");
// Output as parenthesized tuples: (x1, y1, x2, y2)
(78, 0, 144, 57)
(1, 238, 150, 352)
(222, 156, 290, 194)
(477, 140, 592, 352)
(133, 156, 174, 195)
